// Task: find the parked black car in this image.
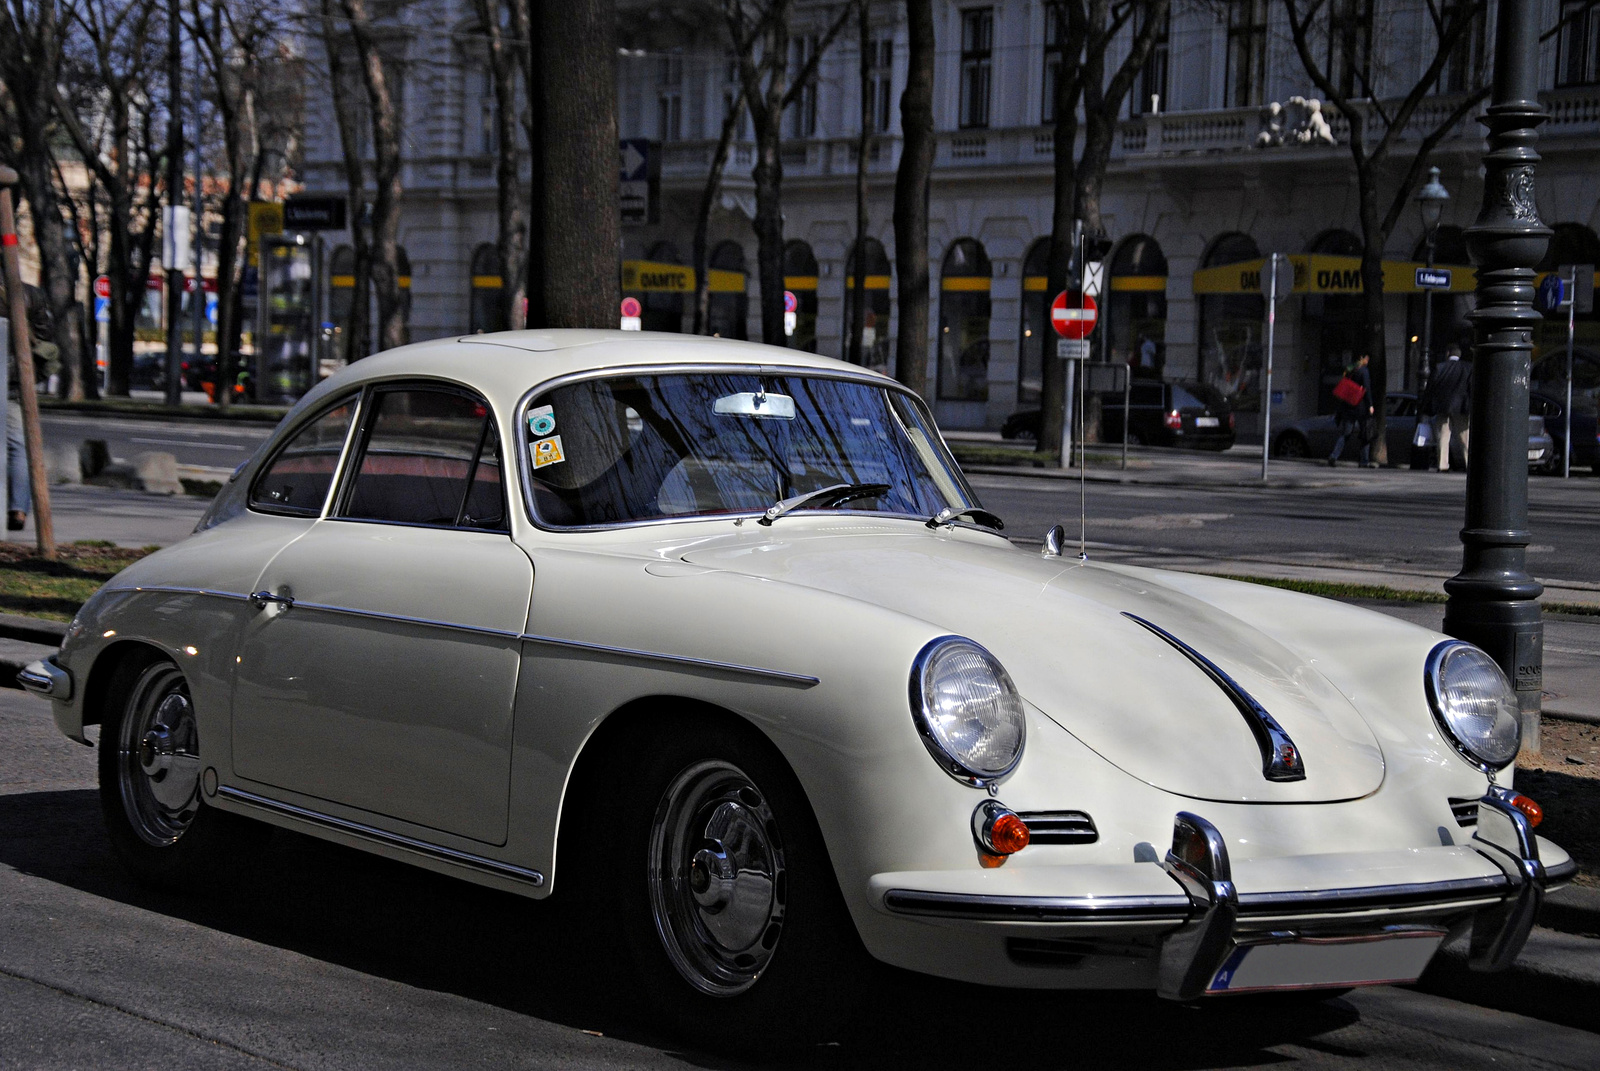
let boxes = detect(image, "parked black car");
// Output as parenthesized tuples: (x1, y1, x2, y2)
(1273, 391, 1556, 471)
(1529, 391, 1599, 473)
(1000, 380, 1236, 451)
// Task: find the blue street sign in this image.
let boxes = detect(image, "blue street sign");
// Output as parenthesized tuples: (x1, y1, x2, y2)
(619, 138, 650, 182)
(1536, 273, 1567, 314)
(94, 296, 110, 323)
(1415, 267, 1452, 290)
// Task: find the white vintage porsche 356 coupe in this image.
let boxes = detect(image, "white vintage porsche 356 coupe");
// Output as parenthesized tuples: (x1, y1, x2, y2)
(25, 331, 1570, 1040)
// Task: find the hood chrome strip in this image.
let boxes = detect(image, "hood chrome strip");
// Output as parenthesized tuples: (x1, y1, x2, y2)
(1121, 612, 1307, 783)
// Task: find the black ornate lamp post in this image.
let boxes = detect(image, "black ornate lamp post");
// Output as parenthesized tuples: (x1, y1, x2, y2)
(1416, 167, 1449, 389)
(1445, 0, 1550, 752)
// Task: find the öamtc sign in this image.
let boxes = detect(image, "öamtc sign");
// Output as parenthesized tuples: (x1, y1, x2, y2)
(1193, 254, 1477, 295)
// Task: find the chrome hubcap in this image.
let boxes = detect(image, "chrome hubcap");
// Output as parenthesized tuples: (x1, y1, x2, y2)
(649, 760, 786, 996)
(118, 664, 201, 846)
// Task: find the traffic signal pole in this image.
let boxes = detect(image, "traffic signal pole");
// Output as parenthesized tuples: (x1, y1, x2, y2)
(1444, 0, 1547, 751)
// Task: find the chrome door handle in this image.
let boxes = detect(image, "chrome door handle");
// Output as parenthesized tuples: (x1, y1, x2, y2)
(250, 591, 294, 610)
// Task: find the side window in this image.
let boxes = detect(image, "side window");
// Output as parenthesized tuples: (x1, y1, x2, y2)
(338, 387, 507, 529)
(249, 398, 357, 516)
(1131, 383, 1163, 407)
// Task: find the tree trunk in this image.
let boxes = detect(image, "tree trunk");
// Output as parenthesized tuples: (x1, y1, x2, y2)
(1040, 5, 1085, 456)
(474, 0, 528, 331)
(892, 0, 933, 396)
(1360, 180, 1388, 464)
(848, 0, 870, 365)
(540, 0, 618, 328)
(692, 91, 746, 335)
(514, 0, 545, 327)
(752, 117, 786, 347)
(341, 0, 406, 351)
(323, 3, 373, 361)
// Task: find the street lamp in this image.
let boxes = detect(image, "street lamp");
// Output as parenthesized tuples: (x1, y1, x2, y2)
(1415, 166, 1449, 388)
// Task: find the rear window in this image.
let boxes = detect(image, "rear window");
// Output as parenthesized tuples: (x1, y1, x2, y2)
(1172, 383, 1226, 411)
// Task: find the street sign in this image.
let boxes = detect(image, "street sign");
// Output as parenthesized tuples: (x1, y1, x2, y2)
(162, 205, 192, 272)
(1415, 267, 1453, 290)
(283, 195, 347, 232)
(1050, 290, 1097, 339)
(619, 138, 655, 225)
(1083, 260, 1105, 298)
(1559, 264, 1594, 314)
(619, 295, 642, 330)
(1056, 338, 1090, 360)
(1536, 273, 1567, 314)
(1261, 254, 1294, 302)
(93, 275, 111, 300)
(94, 297, 109, 323)
(783, 290, 798, 313)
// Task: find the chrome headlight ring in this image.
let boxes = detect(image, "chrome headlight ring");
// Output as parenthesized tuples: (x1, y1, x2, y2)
(909, 636, 1027, 788)
(1424, 640, 1522, 773)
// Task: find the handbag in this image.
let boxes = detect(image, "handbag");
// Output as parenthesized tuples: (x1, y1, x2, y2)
(1332, 375, 1367, 407)
(1413, 419, 1434, 450)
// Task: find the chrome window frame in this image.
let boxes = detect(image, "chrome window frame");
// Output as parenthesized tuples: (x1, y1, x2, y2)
(246, 390, 367, 519)
(512, 362, 979, 533)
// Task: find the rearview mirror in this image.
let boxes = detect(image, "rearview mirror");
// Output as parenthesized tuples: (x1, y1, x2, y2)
(713, 392, 796, 419)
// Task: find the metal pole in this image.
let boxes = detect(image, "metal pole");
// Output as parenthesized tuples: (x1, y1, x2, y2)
(0, 172, 56, 558)
(1062, 359, 1076, 467)
(191, 23, 205, 400)
(1421, 230, 1436, 391)
(1565, 270, 1575, 479)
(1121, 366, 1129, 470)
(163, 0, 184, 406)
(1262, 253, 1278, 482)
(1444, 0, 1548, 752)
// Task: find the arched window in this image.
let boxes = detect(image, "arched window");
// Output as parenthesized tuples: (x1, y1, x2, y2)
(328, 244, 357, 364)
(1017, 238, 1051, 406)
(938, 238, 992, 401)
(469, 242, 507, 334)
(1197, 232, 1263, 410)
(1107, 234, 1167, 378)
(1303, 229, 1364, 413)
(642, 240, 686, 333)
(707, 240, 748, 340)
(1405, 226, 1470, 389)
(1532, 223, 1600, 412)
(783, 240, 819, 351)
(841, 237, 891, 372)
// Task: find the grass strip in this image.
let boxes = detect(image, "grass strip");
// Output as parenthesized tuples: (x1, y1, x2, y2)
(0, 542, 154, 621)
(1213, 572, 1600, 616)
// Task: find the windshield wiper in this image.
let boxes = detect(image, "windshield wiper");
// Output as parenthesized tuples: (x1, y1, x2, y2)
(926, 506, 1005, 531)
(757, 483, 891, 526)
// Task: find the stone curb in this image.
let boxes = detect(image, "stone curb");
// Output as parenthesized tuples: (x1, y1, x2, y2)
(1417, 925, 1600, 1034)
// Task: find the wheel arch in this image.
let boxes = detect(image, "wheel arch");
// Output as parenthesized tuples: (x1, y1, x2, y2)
(80, 639, 171, 728)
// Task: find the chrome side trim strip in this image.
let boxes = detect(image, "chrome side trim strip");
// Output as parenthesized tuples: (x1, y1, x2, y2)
(1122, 613, 1307, 782)
(216, 786, 545, 887)
(882, 889, 1192, 922)
(126, 587, 818, 686)
(1235, 875, 1509, 915)
(518, 633, 820, 686)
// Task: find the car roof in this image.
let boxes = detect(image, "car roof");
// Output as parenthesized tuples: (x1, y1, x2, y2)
(289, 329, 896, 421)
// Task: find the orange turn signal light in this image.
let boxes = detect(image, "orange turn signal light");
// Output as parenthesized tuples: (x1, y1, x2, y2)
(988, 811, 1032, 855)
(1508, 792, 1543, 828)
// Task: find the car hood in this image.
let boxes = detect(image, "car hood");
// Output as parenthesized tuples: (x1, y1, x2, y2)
(678, 525, 1384, 803)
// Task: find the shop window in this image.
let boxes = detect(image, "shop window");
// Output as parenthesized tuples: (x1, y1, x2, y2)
(642, 240, 686, 333)
(783, 240, 819, 352)
(842, 237, 892, 373)
(469, 243, 507, 334)
(1303, 229, 1365, 414)
(938, 238, 992, 402)
(1107, 235, 1167, 379)
(328, 244, 357, 363)
(1197, 233, 1263, 411)
(1018, 238, 1051, 406)
(1532, 223, 1600, 415)
(708, 240, 748, 340)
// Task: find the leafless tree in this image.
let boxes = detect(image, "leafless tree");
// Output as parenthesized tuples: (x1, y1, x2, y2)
(891, 0, 931, 397)
(469, 0, 528, 329)
(691, 82, 747, 336)
(0, 0, 90, 399)
(318, 0, 371, 360)
(846, 0, 869, 365)
(1280, 0, 1491, 462)
(1038, 0, 1169, 456)
(723, 0, 852, 347)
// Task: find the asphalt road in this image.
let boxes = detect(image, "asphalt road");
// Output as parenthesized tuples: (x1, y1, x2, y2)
(968, 466, 1600, 588)
(40, 411, 274, 472)
(2, 688, 1597, 1069)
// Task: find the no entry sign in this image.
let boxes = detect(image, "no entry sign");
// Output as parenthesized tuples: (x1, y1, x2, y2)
(1051, 290, 1098, 340)
(93, 275, 111, 299)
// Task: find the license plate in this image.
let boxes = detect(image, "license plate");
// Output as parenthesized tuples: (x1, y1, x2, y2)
(1195, 416, 1220, 428)
(1529, 449, 1543, 461)
(1206, 931, 1444, 994)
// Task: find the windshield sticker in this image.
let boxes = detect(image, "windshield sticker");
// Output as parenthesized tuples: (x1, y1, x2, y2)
(528, 405, 557, 437)
(531, 435, 566, 469)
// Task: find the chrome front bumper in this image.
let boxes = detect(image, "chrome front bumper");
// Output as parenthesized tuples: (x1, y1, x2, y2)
(881, 788, 1571, 1000)
(17, 656, 72, 701)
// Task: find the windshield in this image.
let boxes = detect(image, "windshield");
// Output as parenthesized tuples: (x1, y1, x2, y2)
(522, 372, 974, 527)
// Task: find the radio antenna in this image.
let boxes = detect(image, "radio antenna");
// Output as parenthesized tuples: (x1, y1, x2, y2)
(1078, 225, 1088, 563)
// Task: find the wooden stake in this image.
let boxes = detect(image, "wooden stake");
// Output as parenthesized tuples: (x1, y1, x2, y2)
(0, 166, 56, 560)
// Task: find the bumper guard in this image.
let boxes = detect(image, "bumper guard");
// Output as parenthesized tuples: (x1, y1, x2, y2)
(17, 656, 71, 701)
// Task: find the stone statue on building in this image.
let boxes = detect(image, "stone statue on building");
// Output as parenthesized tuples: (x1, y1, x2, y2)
(1256, 97, 1336, 148)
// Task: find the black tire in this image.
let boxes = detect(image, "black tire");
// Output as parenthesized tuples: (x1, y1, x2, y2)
(562, 712, 871, 1052)
(98, 652, 268, 891)
(1274, 433, 1309, 459)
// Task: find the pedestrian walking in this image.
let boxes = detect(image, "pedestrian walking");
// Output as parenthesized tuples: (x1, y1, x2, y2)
(1327, 353, 1375, 467)
(4, 284, 56, 531)
(1420, 343, 1470, 471)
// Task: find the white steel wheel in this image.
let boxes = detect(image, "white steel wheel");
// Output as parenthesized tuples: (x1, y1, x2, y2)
(114, 662, 202, 847)
(647, 760, 787, 996)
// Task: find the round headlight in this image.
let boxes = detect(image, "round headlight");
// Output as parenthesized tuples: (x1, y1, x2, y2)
(910, 637, 1026, 785)
(1425, 641, 1521, 771)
